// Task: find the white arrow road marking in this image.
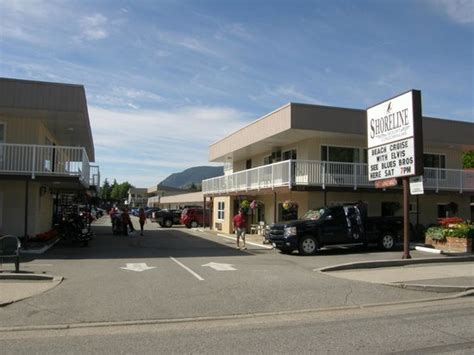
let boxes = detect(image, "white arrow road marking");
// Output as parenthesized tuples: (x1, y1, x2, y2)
(202, 262, 237, 271)
(169, 257, 205, 281)
(120, 263, 157, 272)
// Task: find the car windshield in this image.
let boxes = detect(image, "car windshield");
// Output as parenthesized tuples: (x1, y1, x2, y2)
(302, 208, 327, 221)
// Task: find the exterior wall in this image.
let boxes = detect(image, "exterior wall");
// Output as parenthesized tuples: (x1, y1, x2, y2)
(0, 181, 54, 236)
(0, 116, 41, 144)
(231, 134, 464, 171)
(210, 189, 472, 235)
(212, 196, 233, 234)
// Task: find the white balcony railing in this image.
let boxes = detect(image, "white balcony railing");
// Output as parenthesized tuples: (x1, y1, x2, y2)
(0, 143, 92, 187)
(202, 160, 474, 194)
(90, 164, 101, 188)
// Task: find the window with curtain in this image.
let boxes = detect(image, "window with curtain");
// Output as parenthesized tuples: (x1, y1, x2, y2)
(424, 153, 446, 179)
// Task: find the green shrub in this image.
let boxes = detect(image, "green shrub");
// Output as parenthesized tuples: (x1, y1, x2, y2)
(425, 226, 446, 241)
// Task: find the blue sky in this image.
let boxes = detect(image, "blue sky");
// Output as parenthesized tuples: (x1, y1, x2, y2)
(1, 0, 472, 187)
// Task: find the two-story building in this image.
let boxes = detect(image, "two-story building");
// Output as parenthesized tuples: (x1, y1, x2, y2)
(127, 187, 148, 208)
(0, 78, 100, 238)
(203, 102, 473, 234)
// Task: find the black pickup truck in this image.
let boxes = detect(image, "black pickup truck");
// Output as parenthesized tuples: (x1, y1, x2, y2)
(152, 209, 182, 228)
(267, 205, 403, 255)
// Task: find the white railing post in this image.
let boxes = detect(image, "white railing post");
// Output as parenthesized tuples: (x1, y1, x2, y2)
(322, 162, 326, 190)
(288, 159, 292, 189)
(353, 163, 357, 190)
(436, 169, 439, 193)
(31, 145, 36, 179)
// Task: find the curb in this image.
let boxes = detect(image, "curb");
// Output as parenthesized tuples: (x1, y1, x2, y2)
(385, 282, 474, 293)
(0, 273, 61, 282)
(316, 255, 474, 272)
(0, 290, 472, 333)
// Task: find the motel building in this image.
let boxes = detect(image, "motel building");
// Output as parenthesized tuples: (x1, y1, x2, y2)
(0, 78, 100, 238)
(202, 102, 474, 235)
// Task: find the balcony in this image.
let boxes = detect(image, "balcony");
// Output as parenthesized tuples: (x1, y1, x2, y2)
(0, 143, 97, 188)
(202, 160, 474, 195)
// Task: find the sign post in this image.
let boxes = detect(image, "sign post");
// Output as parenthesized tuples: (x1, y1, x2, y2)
(367, 90, 423, 259)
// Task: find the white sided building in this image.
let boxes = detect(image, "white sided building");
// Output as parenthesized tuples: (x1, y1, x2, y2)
(0, 78, 100, 237)
(202, 102, 474, 234)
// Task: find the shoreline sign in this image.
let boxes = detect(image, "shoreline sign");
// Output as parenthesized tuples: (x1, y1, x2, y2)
(367, 90, 424, 260)
(367, 90, 423, 181)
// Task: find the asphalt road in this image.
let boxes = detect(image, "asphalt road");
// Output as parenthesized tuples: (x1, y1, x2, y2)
(1, 216, 472, 353)
(1, 297, 472, 354)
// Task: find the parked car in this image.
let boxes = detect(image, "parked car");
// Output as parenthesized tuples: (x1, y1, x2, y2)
(180, 207, 210, 228)
(153, 209, 182, 227)
(267, 204, 404, 255)
(145, 208, 160, 218)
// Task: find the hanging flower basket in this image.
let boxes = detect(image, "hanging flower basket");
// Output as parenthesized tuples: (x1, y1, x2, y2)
(240, 199, 250, 212)
(282, 200, 298, 211)
(250, 200, 263, 209)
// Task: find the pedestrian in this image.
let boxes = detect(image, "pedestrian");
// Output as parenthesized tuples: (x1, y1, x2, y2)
(138, 207, 146, 236)
(121, 208, 135, 235)
(233, 208, 246, 250)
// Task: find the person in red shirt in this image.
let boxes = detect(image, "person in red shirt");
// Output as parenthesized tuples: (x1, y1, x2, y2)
(138, 207, 147, 236)
(233, 208, 246, 250)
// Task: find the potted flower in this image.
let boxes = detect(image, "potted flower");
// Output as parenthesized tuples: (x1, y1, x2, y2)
(425, 217, 473, 253)
(282, 200, 298, 212)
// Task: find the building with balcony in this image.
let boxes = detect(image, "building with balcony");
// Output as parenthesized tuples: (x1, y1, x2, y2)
(0, 78, 100, 237)
(127, 187, 148, 208)
(202, 102, 473, 234)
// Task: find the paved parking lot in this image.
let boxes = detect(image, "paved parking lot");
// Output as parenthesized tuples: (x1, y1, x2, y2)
(1, 217, 472, 329)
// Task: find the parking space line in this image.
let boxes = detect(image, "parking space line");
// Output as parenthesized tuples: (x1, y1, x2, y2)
(169, 257, 205, 281)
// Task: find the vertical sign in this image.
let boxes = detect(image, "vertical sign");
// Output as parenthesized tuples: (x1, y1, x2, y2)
(367, 90, 423, 181)
(367, 90, 424, 260)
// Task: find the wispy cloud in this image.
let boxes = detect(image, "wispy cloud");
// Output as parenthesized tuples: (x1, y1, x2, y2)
(429, 0, 474, 25)
(79, 13, 108, 40)
(89, 105, 250, 185)
(249, 85, 325, 106)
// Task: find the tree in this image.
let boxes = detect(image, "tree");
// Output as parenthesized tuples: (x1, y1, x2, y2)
(462, 150, 474, 169)
(100, 178, 112, 201)
(110, 181, 133, 203)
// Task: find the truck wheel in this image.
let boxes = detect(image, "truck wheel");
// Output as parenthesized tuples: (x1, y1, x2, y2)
(298, 236, 318, 256)
(378, 233, 396, 250)
(164, 219, 173, 228)
(190, 220, 199, 228)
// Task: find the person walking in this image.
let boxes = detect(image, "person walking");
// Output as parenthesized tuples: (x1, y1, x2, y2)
(121, 208, 135, 236)
(233, 208, 247, 250)
(138, 207, 147, 236)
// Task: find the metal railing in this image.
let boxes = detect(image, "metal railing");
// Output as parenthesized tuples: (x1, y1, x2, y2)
(90, 164, 101, 188)
(202, 160, 474, 194)
(0, 143, 92, 187)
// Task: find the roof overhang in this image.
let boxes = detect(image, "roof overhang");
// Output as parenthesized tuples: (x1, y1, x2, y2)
(209, 103, 474, 163)
(0, 78, 95, 161)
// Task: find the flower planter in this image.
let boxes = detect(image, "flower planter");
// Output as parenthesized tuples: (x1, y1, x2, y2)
(425, 236, 473, 253)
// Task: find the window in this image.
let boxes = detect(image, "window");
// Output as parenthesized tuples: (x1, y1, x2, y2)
(381, 202, 401, 217)
(263, 155, 272, 165)
(217, 201, 225, 220)
(321, 145, 361, 163)
(283, 149, 297, 160)
(246, 159, 252, 169)
(424, 153, 446, 179)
